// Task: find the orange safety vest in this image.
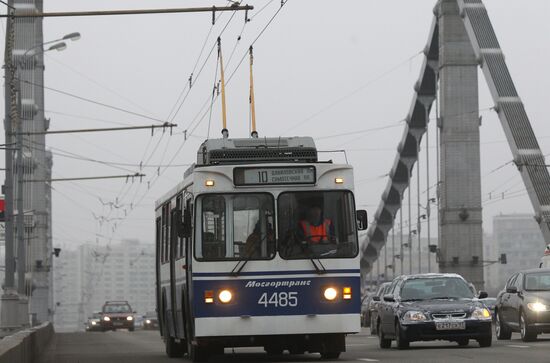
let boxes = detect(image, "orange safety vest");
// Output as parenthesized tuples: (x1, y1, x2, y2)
(300, 219, 332, 244)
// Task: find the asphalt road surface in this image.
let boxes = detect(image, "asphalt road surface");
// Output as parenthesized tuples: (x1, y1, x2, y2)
(41, 328, 550, 363)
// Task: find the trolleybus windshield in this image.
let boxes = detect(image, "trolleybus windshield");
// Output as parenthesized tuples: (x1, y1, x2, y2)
(278, 191, 358, 259)
(197, 193, 275, 261)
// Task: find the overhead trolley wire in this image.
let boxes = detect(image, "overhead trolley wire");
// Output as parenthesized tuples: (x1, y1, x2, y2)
(168, 5, 242, 125)
(16, 78, 165, 123)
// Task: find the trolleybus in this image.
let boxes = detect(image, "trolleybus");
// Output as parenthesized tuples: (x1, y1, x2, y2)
(155, 136, 367, 361)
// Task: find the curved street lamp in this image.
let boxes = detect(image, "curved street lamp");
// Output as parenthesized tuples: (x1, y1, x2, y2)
(22, 32, 80, 57)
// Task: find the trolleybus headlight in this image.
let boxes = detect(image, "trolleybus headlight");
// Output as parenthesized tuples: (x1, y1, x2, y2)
(218, 289, 233, 304)
(343, 287, 352, 300)
(335, 177, 344, 184)
(204, 290, 214, 304)
(205, 179, 215, 187)
(127, 316, 133, 321)
(324, 287, 338, 301)
(103, 316, 111, 322)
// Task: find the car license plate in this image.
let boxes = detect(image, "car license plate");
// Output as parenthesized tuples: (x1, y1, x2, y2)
(113, 322, 123, 327)
(435, 321, 465, 330)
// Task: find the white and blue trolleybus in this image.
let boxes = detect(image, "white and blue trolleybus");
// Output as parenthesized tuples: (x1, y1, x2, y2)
(155, 136, 368, 361)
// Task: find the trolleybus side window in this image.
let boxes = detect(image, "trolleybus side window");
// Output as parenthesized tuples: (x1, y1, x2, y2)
(278, 191, 359, 259)
(164, 204, 170, 263)
(196, 193, 275, 261)
(201, 196, 226, 259)
(155, 216, 161, 260)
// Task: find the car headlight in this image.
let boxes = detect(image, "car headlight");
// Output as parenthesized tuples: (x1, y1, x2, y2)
(103, 316, 110, 322)
(219, 289, 232, 304)
(324, 287, 338, 301)
(145, 319, 151, 324)
(402, 311, 427, 322)
(471, 307, 492, 320)
(127, 316, 133, 321)
(91, 321, 96, 325)
(527, 302, 549, 312)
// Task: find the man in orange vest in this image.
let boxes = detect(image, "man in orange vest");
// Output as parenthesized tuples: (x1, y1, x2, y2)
(298, 205, 335, 244)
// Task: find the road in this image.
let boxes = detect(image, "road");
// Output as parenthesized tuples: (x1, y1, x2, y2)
(41, 328, 550, 363)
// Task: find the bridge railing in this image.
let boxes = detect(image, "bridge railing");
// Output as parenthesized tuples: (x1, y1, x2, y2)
(0, 322, 53, 363)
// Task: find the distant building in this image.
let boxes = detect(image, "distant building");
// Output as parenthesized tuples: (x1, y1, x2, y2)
(491, 214, 545, 292)
(53, 248, 81, 332)
(53, 239, 155, 332)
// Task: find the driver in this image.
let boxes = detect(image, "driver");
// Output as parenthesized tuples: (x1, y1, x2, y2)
(298, 205, 336, 244)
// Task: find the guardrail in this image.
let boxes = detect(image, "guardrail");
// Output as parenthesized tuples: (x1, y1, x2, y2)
(0, 322, 53, 363)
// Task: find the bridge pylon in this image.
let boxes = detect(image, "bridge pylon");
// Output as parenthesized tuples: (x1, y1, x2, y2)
(362, 0, 550, 287)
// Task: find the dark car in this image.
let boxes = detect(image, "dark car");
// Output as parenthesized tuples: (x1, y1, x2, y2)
(143, 311, 159, 330)
(369, 282, 392, 335)
(85, 313, 102, 332)
(376, 273, 492, 349)
(495, 268, 550, 342)
(100, 301, 135, 332)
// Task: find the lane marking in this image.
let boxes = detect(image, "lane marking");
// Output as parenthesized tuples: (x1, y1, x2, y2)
(357, 359, 380, 362)
(506, 344, 530, 348)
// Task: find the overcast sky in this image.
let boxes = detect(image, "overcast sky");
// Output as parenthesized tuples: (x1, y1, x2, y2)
(2, 0, 549, 249)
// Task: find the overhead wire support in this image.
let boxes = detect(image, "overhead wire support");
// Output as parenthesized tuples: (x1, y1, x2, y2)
(0, 5, 254, 18)
(15, 123, 177, 136)
(26, 173, 146, 183)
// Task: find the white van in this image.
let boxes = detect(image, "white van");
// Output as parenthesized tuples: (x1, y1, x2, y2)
(540, 244, 550, 268)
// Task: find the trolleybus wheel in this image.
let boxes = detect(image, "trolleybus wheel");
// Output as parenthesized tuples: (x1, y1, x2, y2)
(320, 351, 341, 360)
(164, 336, 183, 358)
(187, 341, 209, 362)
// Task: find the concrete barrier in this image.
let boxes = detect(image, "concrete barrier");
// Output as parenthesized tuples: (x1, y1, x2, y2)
(0, 322, 54, 363)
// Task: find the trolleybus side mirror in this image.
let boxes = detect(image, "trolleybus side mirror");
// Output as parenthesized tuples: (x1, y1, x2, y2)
(356, 210, 368, 231)
(177, 209, 192, 239)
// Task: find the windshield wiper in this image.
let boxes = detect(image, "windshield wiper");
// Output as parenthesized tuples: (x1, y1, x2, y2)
(309, 257, 327, 275)
(402, 298, 425, 302)
(230, 234, 268, 276)
(300, 242, 327, 275)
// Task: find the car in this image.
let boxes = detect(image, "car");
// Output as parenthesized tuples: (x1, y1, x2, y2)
(495, 268, 550, 342)
(142, 311, 159, 330)
(376, 273, 492, 349)
(361, 293, 373, 327)
(85, 313, 103, 332)
(368, 282, 392, 335)
(100, 301, 136, 332)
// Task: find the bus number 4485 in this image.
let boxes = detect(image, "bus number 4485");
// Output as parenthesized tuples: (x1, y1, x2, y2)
(258, 292, 298, 307)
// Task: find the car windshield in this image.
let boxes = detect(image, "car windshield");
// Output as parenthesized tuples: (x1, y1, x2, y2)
(278, 191, 358, 259)
(524, 272, 550, 291)
(197, 193, 275, 261)
(104, 304, 131, 313)
(400, 277, 474, 301)
(92, 313, 101, 319)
